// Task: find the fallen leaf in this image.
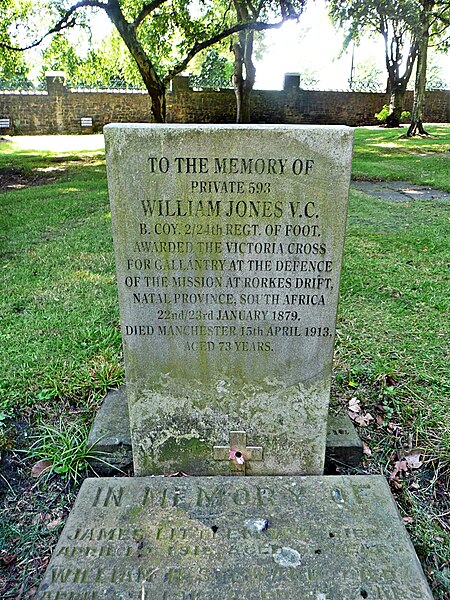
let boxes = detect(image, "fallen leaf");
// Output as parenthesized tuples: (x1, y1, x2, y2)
(354, 412, 374, 426)
(385, 375, 398, 387)
(376, 414, 384, 426)
(362, 442, 372, 457)
(32, 513, 45, 525)
(404, 449, 424, 470)
(389, 459, 408, 481)
(31, 459, 52, 478)
(390, 479, 403, 491)
(46, 517, 63, 530)
(403, 516, 414, 524)
(387, 423, 402, 437)
(348, 397, 360, 412)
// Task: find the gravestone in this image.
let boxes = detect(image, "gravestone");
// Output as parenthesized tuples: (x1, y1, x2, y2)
(104, 124, 352, 476)
(86, 386, 363, 475)
(36, 476, 433, 599)
(36, 124, 433, 599)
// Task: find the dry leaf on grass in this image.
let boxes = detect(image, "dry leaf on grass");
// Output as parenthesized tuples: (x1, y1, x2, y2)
(376, 373, 398, 387)
(32, 513, 45, 525)
(389, 459, 408, 481)
(354, 412, 374, 427)
(387, 423, 402, 437)
(404, 449, 424, 470)
(362, 442, 372, 457)
(403, 516, 414, 524)
(31, 459, 52, 478)
(348, 397, 361, 412)
(46, 517, 63, 530)
(347, 398, 374, 427)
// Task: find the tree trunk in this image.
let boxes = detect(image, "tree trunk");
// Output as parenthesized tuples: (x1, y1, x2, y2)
(232, 38, 244, 123)
(231, 0, 257, 124)
(105, 0, 166, 122)
(385, 83, 407, 128)
(407, 47, 428, 136)
(232, 28, 255, 124)
(380, 16, 417, 129)
(407, 0, 432, 136)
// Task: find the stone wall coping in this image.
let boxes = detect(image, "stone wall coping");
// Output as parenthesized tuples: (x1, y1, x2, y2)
(70, 88, 148, 94)
(0, 90, 47, 95)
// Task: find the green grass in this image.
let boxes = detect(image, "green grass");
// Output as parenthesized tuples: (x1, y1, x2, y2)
(25, 417, 114, 482)
(0, 129, 449, 598)
(340, 127, 449, 598)
(353, 124, 450, 191)
(0, 139, 123, 419)
(336, 192, 450, 464)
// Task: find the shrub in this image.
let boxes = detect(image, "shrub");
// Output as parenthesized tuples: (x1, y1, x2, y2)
(375, 105, 411, 124)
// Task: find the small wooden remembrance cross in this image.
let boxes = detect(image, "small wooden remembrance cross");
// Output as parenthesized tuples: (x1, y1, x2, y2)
(213, 431, 263, 475)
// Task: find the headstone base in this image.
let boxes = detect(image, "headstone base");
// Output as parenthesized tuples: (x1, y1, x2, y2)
(87, 387, 133, 474)
(37, 475, 432, 599)
(87, 388, 363, 474)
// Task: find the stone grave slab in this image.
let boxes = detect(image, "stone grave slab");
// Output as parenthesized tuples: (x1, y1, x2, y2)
(105, 124, 353, 476)
(36, 475, 432, 599)
(87, 386, 363, 474)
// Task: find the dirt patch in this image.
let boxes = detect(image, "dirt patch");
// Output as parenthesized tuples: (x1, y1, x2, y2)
(0, 167, 64, 193)
(351, 179, 449, 202)
(0, 449, 79, 599)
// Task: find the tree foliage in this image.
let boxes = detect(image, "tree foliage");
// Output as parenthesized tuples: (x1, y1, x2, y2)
(0, 0, 33, 88)
(299, 68, 319, 89)
(190, 49, 233, 89)
(407, 0, 450, 136)
(229, 0, 306, 123)
(41, 31, 142, 88)
(350, 60, 384, 92)
(329, 0, 421, 126)
(329, 0, 450, 130)
(1, 0, 303, 122)
(425, 57, 447, 89)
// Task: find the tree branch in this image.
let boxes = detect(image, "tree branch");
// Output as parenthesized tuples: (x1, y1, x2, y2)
(429, 31, 450, 44)
(163, 16, 297, 85)
(133, 0, 168, 28)
(0, 0, 106, 51)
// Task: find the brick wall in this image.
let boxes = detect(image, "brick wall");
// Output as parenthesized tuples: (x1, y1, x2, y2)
(0, 73, 448, 135)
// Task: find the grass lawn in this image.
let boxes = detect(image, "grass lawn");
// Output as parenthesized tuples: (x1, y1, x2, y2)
(0, 126, 449, 598)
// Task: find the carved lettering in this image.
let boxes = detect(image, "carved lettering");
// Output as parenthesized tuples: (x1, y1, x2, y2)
(91, 487, 123, 508)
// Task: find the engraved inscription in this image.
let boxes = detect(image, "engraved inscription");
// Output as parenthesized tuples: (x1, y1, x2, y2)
(37, 476, 433, 599)
(120, 152, 337, 357)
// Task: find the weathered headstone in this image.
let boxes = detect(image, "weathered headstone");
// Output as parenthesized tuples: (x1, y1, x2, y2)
(86, 386, 362, 474)
(36, 475, 433, 599)
(104, 124, 353, 476)
(37, 124, 433, 600)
